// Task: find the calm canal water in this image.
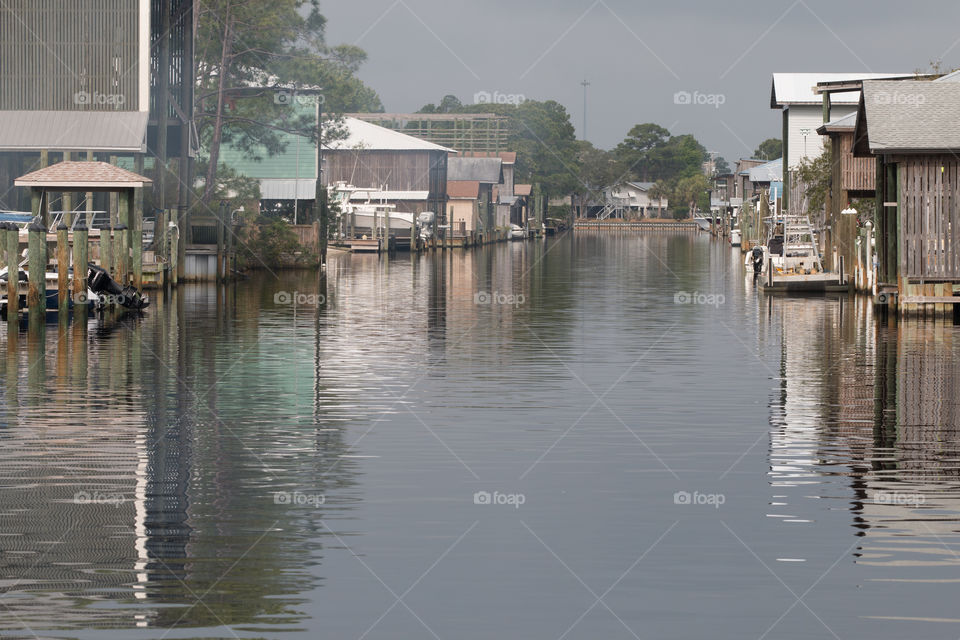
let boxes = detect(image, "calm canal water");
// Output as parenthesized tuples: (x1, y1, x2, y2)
(1, 231, 959, 639)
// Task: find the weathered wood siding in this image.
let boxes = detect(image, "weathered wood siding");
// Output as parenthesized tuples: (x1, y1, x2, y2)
(898, 156, 960, 279)
(838, 132, 875, 193)
(323, 149, 447, 216)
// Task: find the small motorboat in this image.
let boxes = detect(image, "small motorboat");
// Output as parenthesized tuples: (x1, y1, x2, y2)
(730, 228, 741, 247)
(509, 224, 525, 240)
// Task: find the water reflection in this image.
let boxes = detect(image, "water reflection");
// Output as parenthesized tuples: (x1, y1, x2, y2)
(766, 295, 960, 626)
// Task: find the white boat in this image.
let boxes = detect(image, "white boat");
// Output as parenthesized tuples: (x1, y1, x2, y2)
(693, 216, 712, 231)
(730, 228, 741, 247)
(509, 224, 525, 240)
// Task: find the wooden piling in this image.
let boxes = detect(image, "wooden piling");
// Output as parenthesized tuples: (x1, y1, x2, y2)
(100, 226, 112, 276)
(6, 225, 19, 320)
(27, 223, 46, 320)
(130, 190, 141, 290)
(114, 223, 128, 285)
(57, 223, 69, 313)
(73, 223, 88, 308)
(169, 221, 179, 287)
(216, 203, 225, 281)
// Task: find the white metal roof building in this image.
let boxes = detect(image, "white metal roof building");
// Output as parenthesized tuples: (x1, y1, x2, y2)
(770, 73, 911, 170)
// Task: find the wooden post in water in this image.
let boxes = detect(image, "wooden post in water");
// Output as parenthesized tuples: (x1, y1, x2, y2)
(169, 220, 179, 287)
(0, 223, 6, 274)
(85, 150, 94, 227)
(839, 254, 845, 286)
(56, 223, 69, 314)
(114, 223, 128, 285)
(27, 223, 46, 329)
(216, 202, 225, 281)
(118, 188, 130, 281)
(130, 190, 142, 290)
(6, 225, 19, 321)
(101, 225, 112, 276)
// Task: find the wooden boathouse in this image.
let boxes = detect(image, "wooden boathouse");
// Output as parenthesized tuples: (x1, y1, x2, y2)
(854, 79, 960, 317)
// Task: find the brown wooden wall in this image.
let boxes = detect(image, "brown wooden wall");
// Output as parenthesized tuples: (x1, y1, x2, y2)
(898, 155, 960, 280)
(838, 132, 875, 193)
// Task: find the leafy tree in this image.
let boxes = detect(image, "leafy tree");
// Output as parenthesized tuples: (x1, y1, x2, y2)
(647, 180, 669, 218)
(614, 123, 671, 181)
(792, 143, 832, 216)
(714, 156, 731, 175)
(195, 0, 382, 204)
(412, 97, 578, 199)
(753, 138, 782, 161)
(674, 174, 711, 218)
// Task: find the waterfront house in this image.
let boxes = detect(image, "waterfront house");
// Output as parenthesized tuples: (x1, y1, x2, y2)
(770, 72, 910, 211)
(854, 79, 960, 315)
(601, 182, 668, 218)
(447, 180, 480, 233)
(221, 116, 454, 221)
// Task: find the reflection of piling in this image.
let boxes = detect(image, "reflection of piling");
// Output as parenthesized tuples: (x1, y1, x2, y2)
(0, 223, 6, 273)
(5, 224, 18, 320)
(57, 223, 69, 315)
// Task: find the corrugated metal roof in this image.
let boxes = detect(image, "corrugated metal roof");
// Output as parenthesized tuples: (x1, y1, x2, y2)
(260, 179, 317, 200)
(326, 117, 455, 152)
(771, 73, 910, 107)
(347, 190, 429, 201)
(447, 180, 479, 198)
(448, 157, 502, 182)
(625, 181, 655, 191)
(857, 80, 960, 153)
(0, 110, 148, 152)
(749, 158, 782, 183)
(15, 161, 151, 188)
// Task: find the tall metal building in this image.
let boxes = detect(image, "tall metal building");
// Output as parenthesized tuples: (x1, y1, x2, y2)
(0, 0, 195, 212)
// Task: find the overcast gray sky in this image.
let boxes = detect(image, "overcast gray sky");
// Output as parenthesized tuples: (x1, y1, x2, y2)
(321, 0, 960, 162)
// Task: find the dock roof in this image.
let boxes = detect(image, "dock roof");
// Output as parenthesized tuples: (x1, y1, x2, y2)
(771, 73, 912, 108)
(15, 161, 152, 189)
(855, 80, 960, 154)
(816, 111, 857, 135)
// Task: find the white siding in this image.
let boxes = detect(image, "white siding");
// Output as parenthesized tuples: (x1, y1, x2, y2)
(786, 105, 856, 169)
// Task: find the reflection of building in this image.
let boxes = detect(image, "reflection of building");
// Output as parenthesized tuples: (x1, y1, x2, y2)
(767, 296, 960, 577)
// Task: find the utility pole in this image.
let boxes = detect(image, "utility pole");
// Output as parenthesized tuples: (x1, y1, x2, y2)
(581, 78, 590, 141)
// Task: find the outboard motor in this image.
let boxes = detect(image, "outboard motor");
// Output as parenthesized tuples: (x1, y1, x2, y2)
(417, 211, 436, 242)
(751, 246, 765, 274)
(87, 264, 150, 309)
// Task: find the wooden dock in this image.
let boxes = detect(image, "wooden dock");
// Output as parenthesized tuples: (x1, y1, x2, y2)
(574, 220, 700, 230)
